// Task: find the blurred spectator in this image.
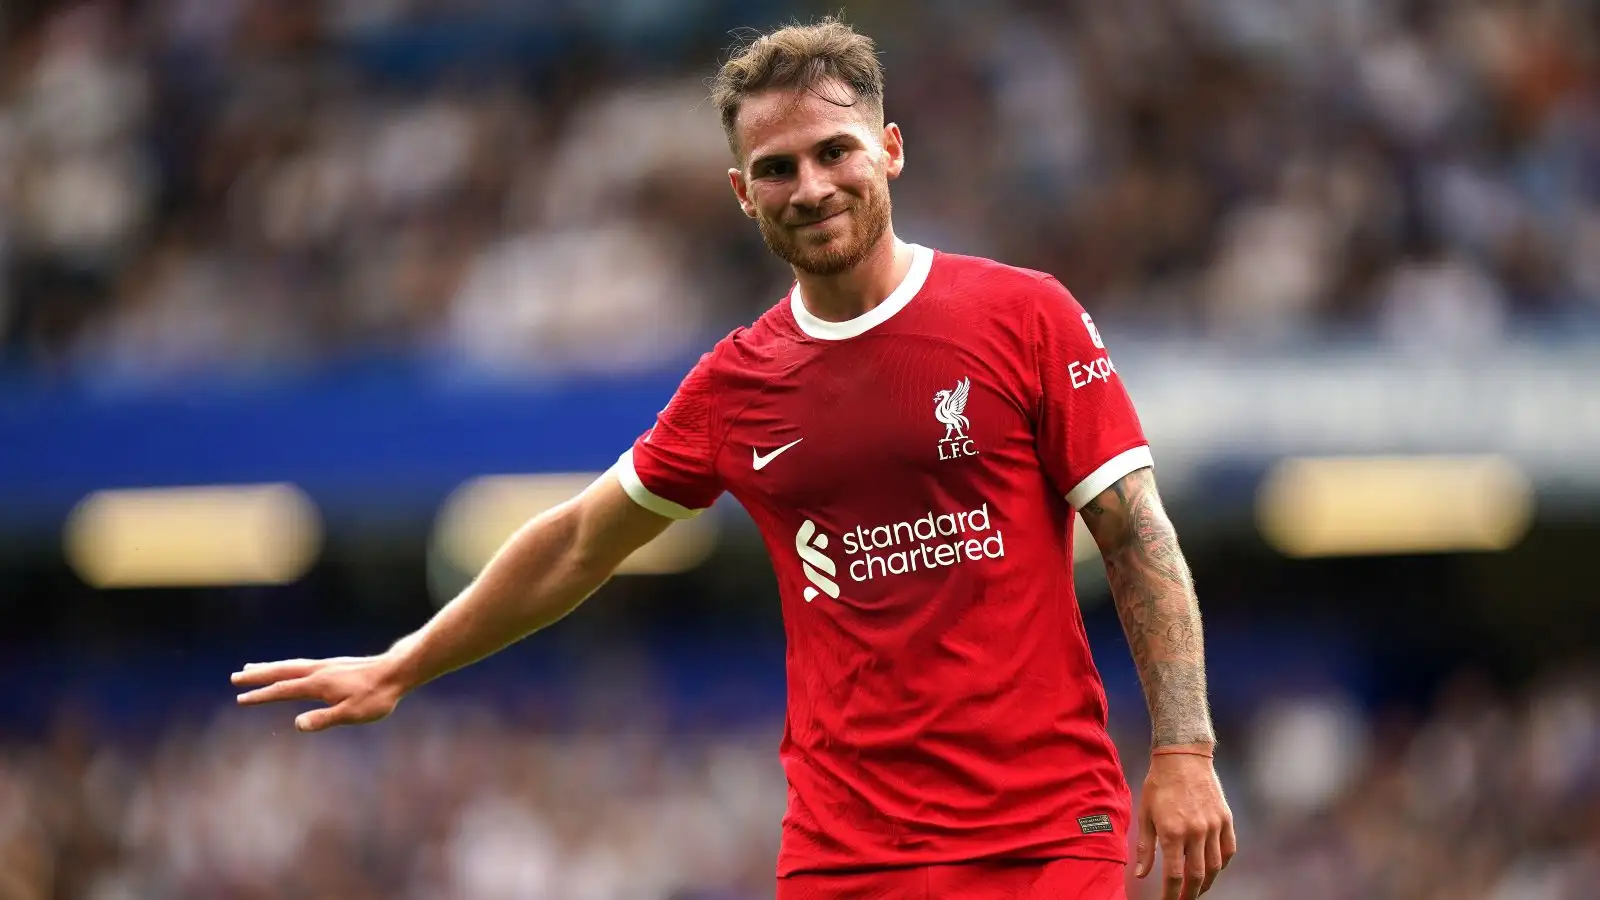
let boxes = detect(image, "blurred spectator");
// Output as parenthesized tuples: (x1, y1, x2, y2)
(1375, 228, 1511, 353)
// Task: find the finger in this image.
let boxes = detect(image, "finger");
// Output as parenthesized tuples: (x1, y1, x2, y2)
(231, 659, 324, 686)
(1162, 834, 1185, 900)
(1200, 824, 1223, 894)
(1135, 798, 1156, 878)
(1180, 833, 1207, 900)
(295, 704, 349, 733)
(1221, 813, 1237, 868)
(235, 676, 323, 706)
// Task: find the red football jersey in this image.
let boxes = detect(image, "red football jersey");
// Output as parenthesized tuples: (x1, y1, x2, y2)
(615, 245, 1151, 875)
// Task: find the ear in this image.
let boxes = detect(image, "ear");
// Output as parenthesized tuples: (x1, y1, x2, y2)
(728, 167, 757, 218)
(882, 123, 905, 180)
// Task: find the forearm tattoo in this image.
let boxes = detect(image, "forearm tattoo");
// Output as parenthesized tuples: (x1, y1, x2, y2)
(1081, 468, 1215, 748)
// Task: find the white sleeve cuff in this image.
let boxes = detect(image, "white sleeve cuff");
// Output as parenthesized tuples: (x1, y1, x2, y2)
(611, 450, 706, 520)
(1066, 445, 1155, 510)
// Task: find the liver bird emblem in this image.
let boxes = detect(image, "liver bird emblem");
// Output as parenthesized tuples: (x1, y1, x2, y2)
(933, 377, 972, 442)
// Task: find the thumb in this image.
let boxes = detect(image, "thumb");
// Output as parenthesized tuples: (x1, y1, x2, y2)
(1135, 796, 1156, 878)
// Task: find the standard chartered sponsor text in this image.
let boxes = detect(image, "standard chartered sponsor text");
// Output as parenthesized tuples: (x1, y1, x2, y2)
(840, 503, 1005, 582)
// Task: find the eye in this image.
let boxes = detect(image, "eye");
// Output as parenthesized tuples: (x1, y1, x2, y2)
(758, 161, 793, 178)
(822, 145, 848, 162)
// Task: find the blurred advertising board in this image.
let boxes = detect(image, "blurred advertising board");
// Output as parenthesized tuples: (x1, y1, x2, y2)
(2, 341, 1596, 533)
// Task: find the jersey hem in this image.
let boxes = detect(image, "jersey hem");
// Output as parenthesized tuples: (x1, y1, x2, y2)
(1065, 444, 1154, 509)
(611, 450, 705, 520)
(777, 843, 1128, 878)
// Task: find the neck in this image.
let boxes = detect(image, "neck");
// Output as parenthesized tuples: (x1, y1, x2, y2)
(794, 230, 912, 323)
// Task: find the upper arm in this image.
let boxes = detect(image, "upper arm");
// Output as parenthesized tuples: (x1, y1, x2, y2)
(1077, 465, 1168, 559)
(566, 469, 677, 574)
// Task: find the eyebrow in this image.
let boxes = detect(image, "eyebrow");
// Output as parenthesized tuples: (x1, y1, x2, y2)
(749, 132, 861, 171)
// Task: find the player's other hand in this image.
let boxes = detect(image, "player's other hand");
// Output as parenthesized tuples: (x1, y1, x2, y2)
(231, 655, 406, 733)
(1135, 750, 1236, 900)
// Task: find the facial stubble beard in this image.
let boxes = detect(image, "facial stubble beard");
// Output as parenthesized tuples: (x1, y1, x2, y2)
(756, 177, 893, 277)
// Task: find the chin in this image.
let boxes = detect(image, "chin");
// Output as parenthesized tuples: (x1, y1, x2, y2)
(794, 247, 861, 277)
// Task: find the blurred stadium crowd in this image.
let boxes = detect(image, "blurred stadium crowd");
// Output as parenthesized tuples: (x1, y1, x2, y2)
(2, 0, 1599, 384)
(4, 2, 1600, 899)
(1, 669, 1598, 899)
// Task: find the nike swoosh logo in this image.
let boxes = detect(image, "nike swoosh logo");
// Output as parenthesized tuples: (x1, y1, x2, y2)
(753, 438, 804, 470)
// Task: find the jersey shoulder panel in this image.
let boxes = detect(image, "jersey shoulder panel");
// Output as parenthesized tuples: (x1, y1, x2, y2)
(671, 322, 756, 441)
(927, 251, 1070, 323)
(709, 296, 813, 378)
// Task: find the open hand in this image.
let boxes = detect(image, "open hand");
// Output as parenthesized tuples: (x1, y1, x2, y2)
(1135, 751, 1236, 900)
(232, 656, 406, 733)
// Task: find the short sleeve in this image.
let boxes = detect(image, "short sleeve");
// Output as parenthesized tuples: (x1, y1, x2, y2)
(612, 351, 725, 519)
(1031, 277, 1152, 509)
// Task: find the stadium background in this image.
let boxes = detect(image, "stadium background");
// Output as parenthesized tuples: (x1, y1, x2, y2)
(2, 0, 1598, 897)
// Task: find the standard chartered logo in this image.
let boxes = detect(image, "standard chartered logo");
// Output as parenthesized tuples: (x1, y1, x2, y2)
(795, 519, 839, 602)
(793, 505, 1006, 602)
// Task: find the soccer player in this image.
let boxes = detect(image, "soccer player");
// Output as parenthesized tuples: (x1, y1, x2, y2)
(233, 18, 1235, 900)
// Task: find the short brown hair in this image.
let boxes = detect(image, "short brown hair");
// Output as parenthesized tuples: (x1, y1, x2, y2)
(710, 17, 885, 159)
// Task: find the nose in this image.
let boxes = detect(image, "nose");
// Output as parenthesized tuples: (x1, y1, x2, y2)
(791, 158, 835, 214)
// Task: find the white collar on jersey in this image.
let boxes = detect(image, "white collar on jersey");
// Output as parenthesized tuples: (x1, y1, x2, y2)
(789, 243, 934, 341)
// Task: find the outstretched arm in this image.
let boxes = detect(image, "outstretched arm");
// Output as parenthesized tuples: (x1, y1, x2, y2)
(1079, 465, 1234, 900)
(1079, 466, 1213, 749)
(232, 471, 672, 731)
